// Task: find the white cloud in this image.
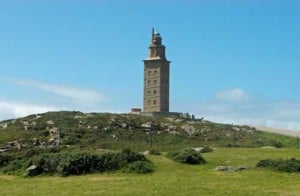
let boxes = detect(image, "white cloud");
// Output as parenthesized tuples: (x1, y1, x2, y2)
(0, 78, 117, 120)
(194, 88, 300, 131)
(0, 101, 59, 120)
(10, 79, 104, 105)
(216, 88, 249, 102)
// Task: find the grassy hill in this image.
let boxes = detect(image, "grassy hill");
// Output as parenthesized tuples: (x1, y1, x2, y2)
(1, 111, 300, 195)
(0, 111, 298, 152)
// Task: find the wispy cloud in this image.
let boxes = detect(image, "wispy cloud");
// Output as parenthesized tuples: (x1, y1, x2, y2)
(0, 77, 114, 120)
(216, 88, 249, 102)
(0, 101, 59, 120)
(10, 79, 104, 105)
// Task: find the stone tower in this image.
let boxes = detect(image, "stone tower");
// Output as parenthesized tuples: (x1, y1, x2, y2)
(143, 28, 170, 112)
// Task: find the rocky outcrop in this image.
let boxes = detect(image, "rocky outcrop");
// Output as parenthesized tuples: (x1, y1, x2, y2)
(214, 166, 246, 172)
(0, 123, 8, 129)
(0, 140, 26, 152)
(32, 138, 40, 146)
(181, 124, 197, 136)
(46, 120, 54, 125)
(25, 165, 42, 177)
(141, 122, 152, 129)
(48, 127, 60, 146)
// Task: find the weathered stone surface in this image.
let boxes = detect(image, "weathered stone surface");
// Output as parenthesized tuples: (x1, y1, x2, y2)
(48, 136, 60, 146)
(181, 124, 196, 136)
(25, 165, 42, 177)
(46, 120, 54, 125)
(214, 166, 246, 172)
(143, 29, 169, 113)
(22, 121, 29, 126)
(111, 134, 118, 140)
(261, 146, 276, 149)
(48, 127, 60, 146)
(49, 127, 59, 135)
(141, 122, 152, 129)
(32, 138, 40, 146)
(192, 147, 204, 153)
(0, 123, 8, 129)
(121, 123, 127, 128)
(0, 140, 25, 152)
(175, 119, 183, 123)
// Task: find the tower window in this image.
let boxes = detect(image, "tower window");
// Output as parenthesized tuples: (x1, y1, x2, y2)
(147, 80, 151, 85)
(147, 90, 151, 95)
(154, 70, 158, 75)
(147, 100, 151, 105)
(153, 80, 157, 85)
(153, 100, 157, 105)
(148, 70, 151, 76)
(153, 90, 157, 94)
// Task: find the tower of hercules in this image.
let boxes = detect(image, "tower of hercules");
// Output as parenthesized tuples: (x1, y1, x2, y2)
(143, 28, 170, 112)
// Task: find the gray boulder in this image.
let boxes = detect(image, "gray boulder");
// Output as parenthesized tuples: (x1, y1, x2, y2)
(214, 166, 246, 172)
(25, 165, 42, 177)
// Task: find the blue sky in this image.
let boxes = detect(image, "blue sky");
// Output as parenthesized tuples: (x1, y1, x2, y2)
(0, 0, 300, 130)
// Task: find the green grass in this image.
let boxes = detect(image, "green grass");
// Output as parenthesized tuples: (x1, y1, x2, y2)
(0, 148, 299, 195)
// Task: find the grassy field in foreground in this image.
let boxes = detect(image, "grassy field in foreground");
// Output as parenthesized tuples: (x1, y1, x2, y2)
(0, 148, 300, 196)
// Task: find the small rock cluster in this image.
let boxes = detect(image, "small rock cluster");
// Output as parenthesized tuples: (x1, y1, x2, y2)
(0, 140, 26, 153)
(214, 166, 246, 172)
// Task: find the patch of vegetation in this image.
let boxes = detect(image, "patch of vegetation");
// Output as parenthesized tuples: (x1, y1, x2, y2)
(169, 148, 206, 164)
(0, 154, 13, 167)
(0, 148, 152, 176)
(270, 140, 283, 148)
(149, 148, 161, 155)
(2, 148, 300, 195)
(256, 158, 300, 172)
(199, 146, 213, 153)
(125, 160, 154, 174)
(0, 111, 297, 153)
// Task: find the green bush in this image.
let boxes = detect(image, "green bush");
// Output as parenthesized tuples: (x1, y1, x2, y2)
(170, 148, 206, 165)
(27, 149, 149, 176)
(149, 149, 161, 155)
(29, 153, 64, 174)
(0, 154, 13, 167)
(126, 161, 154, 174)
(199, 146, 213, 153)
(117, 148, 146, 167)
(56, 153, 100, 176)
(1, 159, 26, 175)
(256, 158, 300, 172)
(270, 140, 283, 148)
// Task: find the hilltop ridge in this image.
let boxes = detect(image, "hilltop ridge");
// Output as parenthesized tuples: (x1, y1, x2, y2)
(0, 111, 297, 152)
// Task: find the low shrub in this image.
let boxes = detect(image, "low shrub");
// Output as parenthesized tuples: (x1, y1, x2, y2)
(117, 148, 146, 167)
(1, 159, 26, 175)
(149, 149, 161, 155)
(126, 161, 154, 174)
(0, 154, 13, 167)
(256, 158, 300, 172)
(56, 153, 100, 176)
(27, 149, 150, 176)
(199, 146, 213, 153)
(170, 148, 206, 165)
(270, 140, 283, 148)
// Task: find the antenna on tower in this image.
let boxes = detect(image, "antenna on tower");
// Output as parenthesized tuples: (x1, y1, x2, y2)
(151, 28, 155, 40)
